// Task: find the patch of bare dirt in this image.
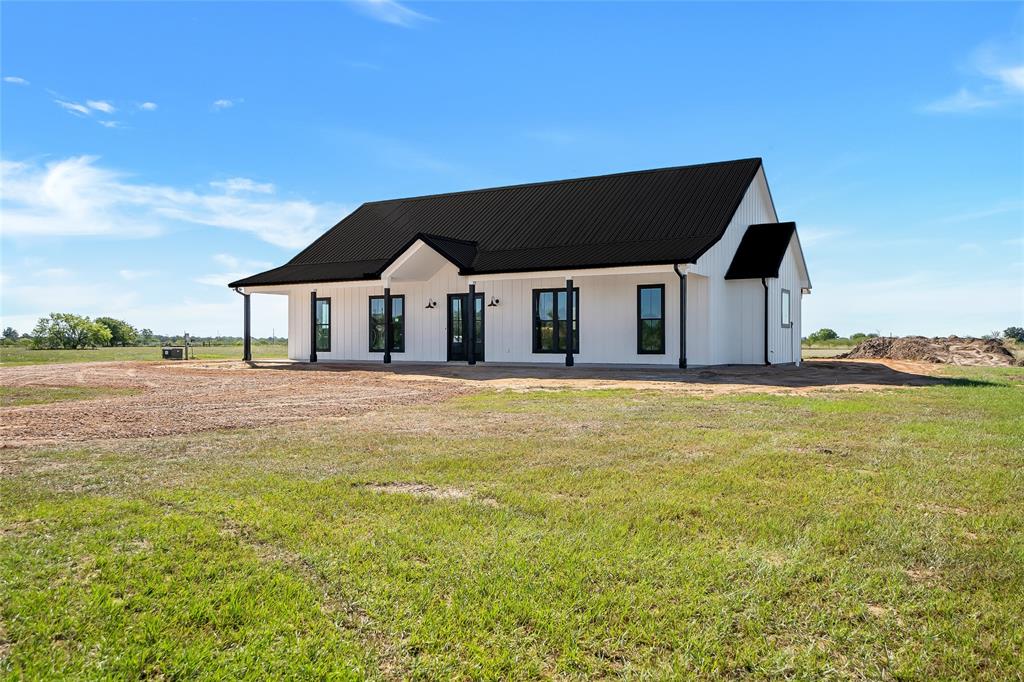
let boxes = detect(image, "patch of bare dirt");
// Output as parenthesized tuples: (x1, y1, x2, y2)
(839, 336, 1019, 367)
(0, 361, 469, 448)
(0, 357, 974, 448)
(362, 482, 499, 506)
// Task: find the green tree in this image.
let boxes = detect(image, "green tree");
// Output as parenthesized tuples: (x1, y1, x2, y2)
(140, 328, 155, 345)
(806, 328, 839, 344)
(2, 327, 18, 343)
(1004, 327, 1024, 343)
(32, 313, 112, 349)
(95, 317, 140, 346)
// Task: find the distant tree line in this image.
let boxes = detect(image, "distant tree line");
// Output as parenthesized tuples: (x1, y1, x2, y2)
(803, 327, 1024, 347)
(2, 314, 285, 350)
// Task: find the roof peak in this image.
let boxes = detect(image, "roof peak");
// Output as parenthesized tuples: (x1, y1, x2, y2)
(362, 157, 764, 206)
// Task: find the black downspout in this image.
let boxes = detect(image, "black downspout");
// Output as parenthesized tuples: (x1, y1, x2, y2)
(467, 282, 476, 365)
(233, 287, 252, 362)
(565, 278, 574, 367)
(383, 287, 392, 364)
(309, 290, 317, 363)
(761, 277, 770, 366)
(673, 265, 687, 369)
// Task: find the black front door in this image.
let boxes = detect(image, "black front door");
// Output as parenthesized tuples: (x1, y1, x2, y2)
(447, 293, 484, 361)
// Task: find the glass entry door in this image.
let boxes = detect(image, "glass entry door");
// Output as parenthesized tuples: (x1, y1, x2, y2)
(447, 293, 484, 361)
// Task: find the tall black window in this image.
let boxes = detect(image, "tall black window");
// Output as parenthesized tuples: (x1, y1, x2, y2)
(637, 285, 665, 354)
(369, 295, 405, 352)
(315, 297, 331, 352)
(532, 288, 579, 353)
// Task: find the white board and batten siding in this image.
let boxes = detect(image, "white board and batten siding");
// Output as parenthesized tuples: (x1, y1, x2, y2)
(286, 266, 687, 365)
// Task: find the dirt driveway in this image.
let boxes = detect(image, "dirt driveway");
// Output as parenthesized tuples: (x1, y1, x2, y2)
(0, 358, 955, 447)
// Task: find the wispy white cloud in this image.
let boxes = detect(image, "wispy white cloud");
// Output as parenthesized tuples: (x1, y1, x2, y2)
(197, 254, 273, 287)
(119, 269, 155, 281)
(937, 200, 1024, 224)
(210, 177, 275, 194)
(98, 120, 121, 129)
(922, 88, 999, 114)
(797, 226, 846, 245)
(3, 76, 29, 85)
(86, 100, 115, 113)
(923, 35, 1024, 114)
(138, 101, 158, 111)
(212, 98, 241, 110)
(33, 267, 73, 279)
(0, 156, 347, 249)
(54, 99, 91, 116)
(349, 0, 434, 28)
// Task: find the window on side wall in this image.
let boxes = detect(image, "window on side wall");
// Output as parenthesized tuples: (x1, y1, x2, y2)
(781, 289, 792, 328)
(369, 295, 405, 352)
(315, 297, 331, 352)
(532, 288, 579, 353)
(637, 284, 665, 354)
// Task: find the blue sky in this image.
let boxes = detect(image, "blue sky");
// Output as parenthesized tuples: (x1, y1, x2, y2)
(2, 1, 1022, 338)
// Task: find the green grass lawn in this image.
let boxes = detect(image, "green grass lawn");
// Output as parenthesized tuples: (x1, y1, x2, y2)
(0, 385, 139, 407)
(2, 366, 1022, 679)
(0, 344, 288, 366)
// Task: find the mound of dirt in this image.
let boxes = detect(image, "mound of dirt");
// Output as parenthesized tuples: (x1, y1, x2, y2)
(839, 336, 1019, 367)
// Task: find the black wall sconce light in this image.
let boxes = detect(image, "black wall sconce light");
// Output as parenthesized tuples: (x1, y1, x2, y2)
(424, 298, 437, 309)
(487, 296, 500, 307)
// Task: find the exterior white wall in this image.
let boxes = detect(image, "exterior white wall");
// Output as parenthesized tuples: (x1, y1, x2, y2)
(766, 238, 804, 364)
(690, 167, 802, 365)
(283, 266, 692, 365)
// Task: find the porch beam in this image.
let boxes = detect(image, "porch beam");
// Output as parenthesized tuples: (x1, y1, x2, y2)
(467, 282, 476, 365)
(309, 290, 317, 363)
(383, 286, 392, 364)
(565, 278, 574, 367)
(243, 292, 252, 362)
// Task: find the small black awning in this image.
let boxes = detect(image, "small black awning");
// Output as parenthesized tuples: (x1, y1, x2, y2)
(724, 222, 796, 280)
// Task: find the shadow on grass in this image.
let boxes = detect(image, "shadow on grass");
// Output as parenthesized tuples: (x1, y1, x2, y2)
(247, 359, 1004, 389)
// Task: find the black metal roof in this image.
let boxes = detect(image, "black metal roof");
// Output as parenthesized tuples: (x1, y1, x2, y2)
(230, 157, 765, 287)
(724, 222, 797, 280)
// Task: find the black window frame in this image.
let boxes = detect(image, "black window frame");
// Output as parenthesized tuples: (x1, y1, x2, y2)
(781, 289, 792, 328)
(636, 284, 666, 355)
(314, 297, 331, 353)
(532, 287, 580, 354)
(368, 294, 406, 353)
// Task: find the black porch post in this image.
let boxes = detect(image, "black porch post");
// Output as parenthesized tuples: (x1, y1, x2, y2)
(565, 278, 574, 367)
(309, 290, 317, 363)
(674, 265, 687, 369)
(467, 282, 476, 365)
(383, 286, 392, 364)
(243, 293, 252, 362)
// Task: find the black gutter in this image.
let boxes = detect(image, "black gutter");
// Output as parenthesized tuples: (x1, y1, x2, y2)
(761, 278, 770, 366)
(673, 265, 687, 368)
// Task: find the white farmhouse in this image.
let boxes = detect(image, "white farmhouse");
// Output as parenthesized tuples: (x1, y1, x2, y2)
(230, 158, 811, 367)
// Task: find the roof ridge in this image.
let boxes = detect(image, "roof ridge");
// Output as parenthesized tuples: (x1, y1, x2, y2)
(361, 157, 763, 206)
